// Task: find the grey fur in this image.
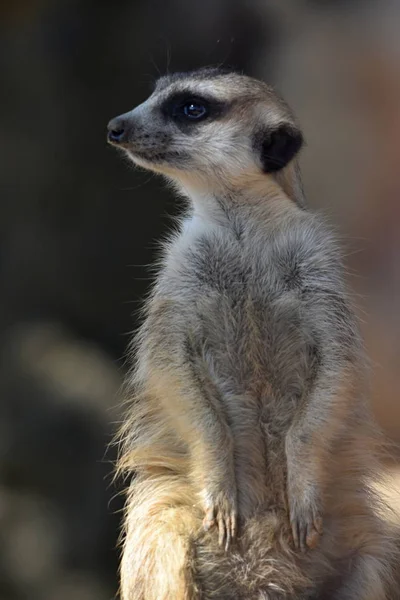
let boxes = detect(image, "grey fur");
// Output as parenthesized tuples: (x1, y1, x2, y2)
(109, 68, 400, 600)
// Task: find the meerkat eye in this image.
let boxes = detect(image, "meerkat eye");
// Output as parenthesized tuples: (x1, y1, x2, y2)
(168, 97, 210, 122)
(162, 93, 225, 124)
(182, 102, 208, 120)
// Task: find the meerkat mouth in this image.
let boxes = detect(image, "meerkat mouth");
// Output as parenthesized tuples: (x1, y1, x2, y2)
(126, 147, 191, 172)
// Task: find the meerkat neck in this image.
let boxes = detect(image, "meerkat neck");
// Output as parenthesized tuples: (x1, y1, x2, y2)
(170, 164, 306, 224)
(274, 160, 306, 208)
(174, 174, 298, 227)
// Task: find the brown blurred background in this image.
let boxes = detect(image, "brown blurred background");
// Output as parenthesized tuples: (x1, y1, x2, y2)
(0, 0, 399, 598)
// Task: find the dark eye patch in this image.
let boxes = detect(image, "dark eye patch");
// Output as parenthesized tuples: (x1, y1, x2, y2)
(160, 91, 227, 127)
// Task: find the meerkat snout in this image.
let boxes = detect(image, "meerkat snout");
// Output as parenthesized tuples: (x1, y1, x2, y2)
(107, 67, 304, 189)
(107, 113, 133, 145)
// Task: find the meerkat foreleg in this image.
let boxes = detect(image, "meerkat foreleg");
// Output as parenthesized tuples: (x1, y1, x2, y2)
(144, 320, 238, 549)
(162, 369, 237, 548)
(285, 363, 354, 552)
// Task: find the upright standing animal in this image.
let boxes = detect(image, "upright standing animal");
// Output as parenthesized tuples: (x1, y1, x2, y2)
(108, 67, 399, 599)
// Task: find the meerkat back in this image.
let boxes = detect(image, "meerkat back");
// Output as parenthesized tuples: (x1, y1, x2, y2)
(108, 68, 400, 600)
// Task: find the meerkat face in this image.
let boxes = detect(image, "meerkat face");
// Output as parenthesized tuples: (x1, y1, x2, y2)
(107, 68, 303, 188)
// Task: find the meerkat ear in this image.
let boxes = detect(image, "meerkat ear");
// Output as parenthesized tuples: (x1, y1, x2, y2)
(255, 124, 303, 173)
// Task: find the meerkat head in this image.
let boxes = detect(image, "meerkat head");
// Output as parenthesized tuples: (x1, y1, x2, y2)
(107, 67, 304, 200)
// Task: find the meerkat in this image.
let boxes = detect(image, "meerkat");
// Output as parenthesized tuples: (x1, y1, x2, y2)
(108, 67, 399, 600)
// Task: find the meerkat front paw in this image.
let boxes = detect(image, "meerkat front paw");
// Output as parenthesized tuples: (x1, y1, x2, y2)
(288, 484, 323, 552)
(202, 485, 238, 551)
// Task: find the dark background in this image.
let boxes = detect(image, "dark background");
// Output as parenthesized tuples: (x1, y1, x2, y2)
(1, 1, 400, 598)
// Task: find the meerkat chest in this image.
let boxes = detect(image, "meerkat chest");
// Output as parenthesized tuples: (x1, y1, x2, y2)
(163, 214, 301, 299)
(164, 219, 249, 300)
(156, 218, 323, 394)
(161, 221, 308, 350)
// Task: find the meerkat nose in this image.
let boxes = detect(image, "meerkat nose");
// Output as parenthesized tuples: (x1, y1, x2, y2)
(107, 115, 129, 144)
